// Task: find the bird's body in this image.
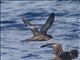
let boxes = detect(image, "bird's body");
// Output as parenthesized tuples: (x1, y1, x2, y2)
(26, 33, 51, 41)
(52, 56, 62, 60)
(41, 43, 78, 60)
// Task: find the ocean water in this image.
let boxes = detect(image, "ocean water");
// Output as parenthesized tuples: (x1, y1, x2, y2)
(1, 1, 80, 60)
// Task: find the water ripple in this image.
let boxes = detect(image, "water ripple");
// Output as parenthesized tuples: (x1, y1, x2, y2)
(58, 34, 79, 40)
(21, 53, 39, 58)
(1, 1, 80, 60)
(2, 46, 19, 50)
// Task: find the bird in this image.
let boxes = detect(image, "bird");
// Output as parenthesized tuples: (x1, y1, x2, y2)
(21, 12, 55, 42)
(41, 43, 78, 60)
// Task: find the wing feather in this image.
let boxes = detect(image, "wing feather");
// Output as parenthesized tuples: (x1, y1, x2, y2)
(40, 12, 55, 34)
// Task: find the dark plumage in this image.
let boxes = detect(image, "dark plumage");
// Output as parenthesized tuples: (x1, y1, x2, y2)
(41, 43, 78, 60)
(21, 12, 55, 42)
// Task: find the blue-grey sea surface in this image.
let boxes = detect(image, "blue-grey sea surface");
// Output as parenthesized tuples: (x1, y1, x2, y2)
(1, 1, 80, 60)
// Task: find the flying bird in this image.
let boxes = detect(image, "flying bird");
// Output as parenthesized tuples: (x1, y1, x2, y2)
(41, 43, 78, 60)
(21, 12, 55, 42)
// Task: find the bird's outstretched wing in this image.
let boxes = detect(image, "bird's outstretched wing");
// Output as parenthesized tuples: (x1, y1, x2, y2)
(41, 43, 56, 48)
(22, 19, 40, 35)
(40, 12, 55, 34)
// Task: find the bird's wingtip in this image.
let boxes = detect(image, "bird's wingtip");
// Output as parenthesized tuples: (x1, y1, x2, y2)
(40, 43, 57, 48)
(50, 12, 55, 16)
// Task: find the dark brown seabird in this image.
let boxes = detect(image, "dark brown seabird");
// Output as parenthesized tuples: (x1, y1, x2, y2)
(22, 12, 55, 42)
(41, 43, 78, 60)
